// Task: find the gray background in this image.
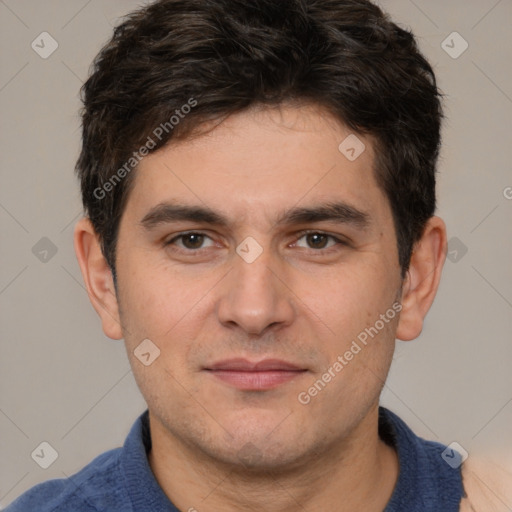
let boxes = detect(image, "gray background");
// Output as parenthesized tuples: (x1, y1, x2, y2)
(1, 0, 511, 507)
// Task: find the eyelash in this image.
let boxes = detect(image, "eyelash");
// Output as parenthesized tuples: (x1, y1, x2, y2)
(164, 230, 348, 254)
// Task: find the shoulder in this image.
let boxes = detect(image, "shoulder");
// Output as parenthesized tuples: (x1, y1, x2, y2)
(4, 448, 130, 512)
(459, 457, 512, 512)
(379, 408, 464, 510)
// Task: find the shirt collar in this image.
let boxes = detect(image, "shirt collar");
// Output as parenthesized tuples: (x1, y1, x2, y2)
(120, 410, 179, 512)
(119, 407, 463, 511)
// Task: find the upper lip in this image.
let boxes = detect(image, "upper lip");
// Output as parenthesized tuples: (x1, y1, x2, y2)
(206, 358, 305, 372)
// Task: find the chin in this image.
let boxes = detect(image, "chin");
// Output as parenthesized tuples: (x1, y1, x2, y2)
(213, 440, 309, 473)
(211, 422, 315, 472)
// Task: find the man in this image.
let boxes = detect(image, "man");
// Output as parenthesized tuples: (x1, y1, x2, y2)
(6, 0, 510, 511)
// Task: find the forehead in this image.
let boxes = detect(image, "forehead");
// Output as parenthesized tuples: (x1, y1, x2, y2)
(123, 104, 391, 230)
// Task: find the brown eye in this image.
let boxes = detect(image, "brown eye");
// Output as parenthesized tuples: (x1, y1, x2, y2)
(166, 232, 214, 251)
(294, 232, 341, 250)
(306, 233, 329, 249)
(180, 233, 205, 249)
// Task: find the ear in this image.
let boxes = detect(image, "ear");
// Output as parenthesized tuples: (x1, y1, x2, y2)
(396, 216, 447, 341)
(74, 217, 123, 340)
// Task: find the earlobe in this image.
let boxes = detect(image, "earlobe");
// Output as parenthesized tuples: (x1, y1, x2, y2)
(74, 217, 123, 340)
(396, 216, 447, 341)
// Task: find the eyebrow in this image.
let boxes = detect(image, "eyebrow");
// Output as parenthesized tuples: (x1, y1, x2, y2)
(139, 200, 371, 231)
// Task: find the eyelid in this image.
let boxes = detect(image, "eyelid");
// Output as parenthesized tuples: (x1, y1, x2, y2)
(165, 231, 216, 249)
(164, 229, 349, 252)
(292, 230, 348, 250)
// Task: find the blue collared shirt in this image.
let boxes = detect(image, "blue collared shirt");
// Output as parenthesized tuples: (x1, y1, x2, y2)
(5, 407, 464, 511)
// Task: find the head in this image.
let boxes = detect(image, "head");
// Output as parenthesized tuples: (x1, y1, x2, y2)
(75, 0, 446, 471)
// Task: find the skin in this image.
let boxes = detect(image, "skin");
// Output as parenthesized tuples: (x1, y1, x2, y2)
(75, 103, 447, 511)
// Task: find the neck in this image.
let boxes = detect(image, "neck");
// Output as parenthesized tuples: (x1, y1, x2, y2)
(148, 404, 398, 512)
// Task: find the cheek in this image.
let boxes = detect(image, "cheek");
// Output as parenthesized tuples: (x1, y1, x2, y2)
(117, 255, 213, 340)
(294, 262, 400, 408)
(116, 259, 223, 392)
(296, 264, 397, 341)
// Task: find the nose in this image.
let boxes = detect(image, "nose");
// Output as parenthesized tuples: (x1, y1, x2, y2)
(216, 246, 295, 336)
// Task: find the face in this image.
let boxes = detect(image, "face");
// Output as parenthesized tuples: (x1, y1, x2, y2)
(113, 104, 403, 470)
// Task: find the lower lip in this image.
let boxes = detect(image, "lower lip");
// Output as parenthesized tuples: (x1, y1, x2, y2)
(207, 370, 306, 390)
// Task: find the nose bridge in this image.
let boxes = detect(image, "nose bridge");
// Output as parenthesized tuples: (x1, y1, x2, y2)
(235, 247, 275, 296)
(216, 242, 294, 334)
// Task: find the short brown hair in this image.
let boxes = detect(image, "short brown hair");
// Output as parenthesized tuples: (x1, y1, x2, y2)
(77, 0, 443, 278)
